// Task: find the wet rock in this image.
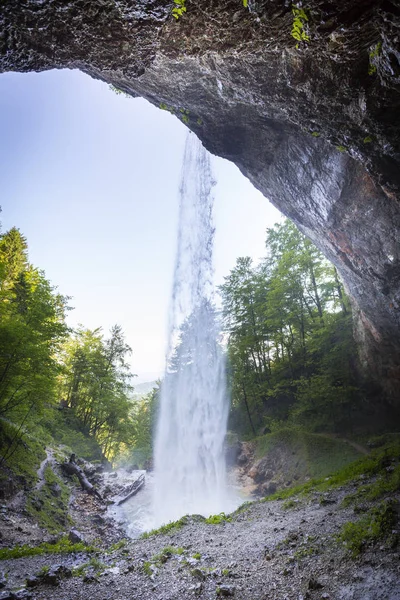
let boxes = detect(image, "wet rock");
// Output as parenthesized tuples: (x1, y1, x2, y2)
(26, 576, 40, 588)
(188, 583, 203, 594)
(68, 529, 85, 544)
(191, 568, 206, 581)
(0, 575, 6, 590)
(92, 514, 106, 525)
(0, 592, 33, 600)
(216, 584, 235, 596)
(308, 578, 324, 590)
(2, 4, 400, 401)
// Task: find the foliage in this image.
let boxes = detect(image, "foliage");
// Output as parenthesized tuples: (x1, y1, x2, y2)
(220, 219, 358, 438)
(118, 385, 159, 468)
(339, 500, 398, 557)
(42, 408, 103, 461)
(205, 512, 232, 524)
(0, 536, 98, 560)
(0, 420, 46, 486)
(108, 85, 131, 99)
(172, 0, 186, 20)
(0, 227, 69, 452)
(57, 325, 135, 461)
(291, 5, 310, 44)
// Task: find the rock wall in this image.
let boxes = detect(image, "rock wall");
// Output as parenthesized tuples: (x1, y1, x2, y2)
(1, 0, 399, 399)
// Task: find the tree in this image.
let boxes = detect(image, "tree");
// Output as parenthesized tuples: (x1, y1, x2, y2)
(220, 219, 358, 436)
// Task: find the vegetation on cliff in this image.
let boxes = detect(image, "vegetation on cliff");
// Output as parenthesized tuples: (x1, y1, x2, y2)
(220, 219, 361, 437)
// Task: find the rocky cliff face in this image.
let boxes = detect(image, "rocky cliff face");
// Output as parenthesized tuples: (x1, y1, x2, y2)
(1, 0, 400, 399)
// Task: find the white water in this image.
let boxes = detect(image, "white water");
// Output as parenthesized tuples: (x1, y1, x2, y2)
(152, 134, 232, 526)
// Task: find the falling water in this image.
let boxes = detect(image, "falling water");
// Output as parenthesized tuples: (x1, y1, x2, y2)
(153, 134, 230, 525)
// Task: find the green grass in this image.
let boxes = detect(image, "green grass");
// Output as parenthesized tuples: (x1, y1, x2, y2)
(342, 462, 400, 506)
(107, 539, 128, 553)
(140, 515, 189, 539)
(205, 512, 232, 524)
(339, 500, 398, 557)
(254, 429, 362, 487)
(263, 439, 400, 502)
(26, 464, 72, 533)
(0, 536, 98, 561)
(143, 561, 153, 576)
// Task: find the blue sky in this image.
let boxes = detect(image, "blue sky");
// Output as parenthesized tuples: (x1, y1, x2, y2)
(0, 69, 281, 382)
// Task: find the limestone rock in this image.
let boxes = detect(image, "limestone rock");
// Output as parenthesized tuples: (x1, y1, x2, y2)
(1, 0, 400, 400)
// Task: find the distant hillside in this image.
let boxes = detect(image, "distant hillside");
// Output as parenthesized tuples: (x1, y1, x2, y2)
(131, 380, 158, 400)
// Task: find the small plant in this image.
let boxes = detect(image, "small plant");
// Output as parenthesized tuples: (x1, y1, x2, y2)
(368, 42, 382, 75)
(172, 0, 186, 20)
(143, 561, 153, 576)
(192, 552, 201, 560)
(338, 500, 398, 557)
(107, 539, 127, 553)
(205, 512, 232, 524)
(282, 499, 297, 510)
(109, 84, 130, 98)
(311, 131, 320, 137)
(336, 145, 346, 152)
(363, 136, 373, 144)
(291, 5, 310, 45)
(153, 546, 185, 563)
(242, 0, 248, 7)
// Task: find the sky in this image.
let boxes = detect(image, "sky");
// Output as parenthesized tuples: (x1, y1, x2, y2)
(0, 69, 281, 383)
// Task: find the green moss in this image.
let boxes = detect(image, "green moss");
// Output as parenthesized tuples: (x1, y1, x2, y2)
(311, 131, 320, 137)
(26, 464, 72, 533)
(0, 536, 98, 561)
(336, 145, 347, 152)
(192, 552, 201, 560)
(343, 462, 400, 506)
(368, 42, 382, 75)
(339, 500, 398, 557)
(205, 512, 232, 524)
(140, 515, 189, 538)
(363, 136, 373, 144)
(282, 499, 298, 510)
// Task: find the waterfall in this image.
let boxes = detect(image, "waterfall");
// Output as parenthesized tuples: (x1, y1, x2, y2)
(153, 133, 229, 525)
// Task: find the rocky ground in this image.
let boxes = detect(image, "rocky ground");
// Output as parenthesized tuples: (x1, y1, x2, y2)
(0, 463, 399, 600)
